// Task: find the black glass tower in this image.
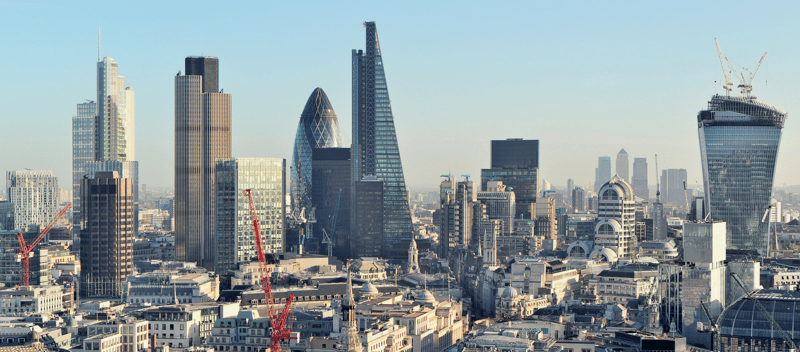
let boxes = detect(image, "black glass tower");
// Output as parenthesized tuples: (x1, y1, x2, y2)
(312, 147, 351, 259)
(351, 21, 413, 259)
(481, 139, 540, 219)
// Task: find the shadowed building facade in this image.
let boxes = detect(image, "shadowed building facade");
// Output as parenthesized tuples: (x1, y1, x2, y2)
(631, 157, 649, 200)
(481, 139, 539, 219)
(79, 171, 133, 297)
(311, 148, 351, 259)
(351, 21, 413, 259)
(698, 94, 786, 255)
(175, 56, 231, 270)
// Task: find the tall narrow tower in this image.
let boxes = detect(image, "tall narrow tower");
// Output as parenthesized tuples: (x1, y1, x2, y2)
(351, 22, 413, 259)
(96, 57, 135, 162)
(338, 262, 362, 352)
(616, 149, 629, 182)
(175, 56, 231, 270)
(595, 156, 611, 193)
(631, 157, 649, 200)
(73, 51, 136, 230)
(79, 171, 133, 297)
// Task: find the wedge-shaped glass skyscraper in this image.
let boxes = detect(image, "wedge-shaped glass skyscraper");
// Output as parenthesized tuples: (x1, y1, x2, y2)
(291, 88, 341, 218)
(352, 21, 413, 258)
(698, 94, 786, 255)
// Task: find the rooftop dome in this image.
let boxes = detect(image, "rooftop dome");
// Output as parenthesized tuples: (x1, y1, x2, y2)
(718, 289, 800, 342)
(416, 290, 437, 304)
(501, 286, 519, 298)
(360, 282, 379, 295)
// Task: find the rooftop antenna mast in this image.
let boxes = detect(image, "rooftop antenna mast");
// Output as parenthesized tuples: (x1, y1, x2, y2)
(98, 28, 101, 61)
(654, 154, 660, 202)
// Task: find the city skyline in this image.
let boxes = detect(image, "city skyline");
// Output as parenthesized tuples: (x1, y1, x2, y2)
(3, 2, 800, 193)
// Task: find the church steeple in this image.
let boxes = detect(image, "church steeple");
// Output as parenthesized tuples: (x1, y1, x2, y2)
(408, 238, 419, 273)
(339, 261, 361, 352)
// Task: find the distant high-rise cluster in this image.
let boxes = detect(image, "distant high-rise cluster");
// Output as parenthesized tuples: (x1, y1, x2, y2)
(615, 149, 629, 182)
(72, 55, 137, 232)
(631, 158, 649, 200)
(659, 169, 688, 207)
(594, 156, 611, 193)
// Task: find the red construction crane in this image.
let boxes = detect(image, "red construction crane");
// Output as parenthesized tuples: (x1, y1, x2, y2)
(243, 189, 295, 352)
(16, 203, 71, 286)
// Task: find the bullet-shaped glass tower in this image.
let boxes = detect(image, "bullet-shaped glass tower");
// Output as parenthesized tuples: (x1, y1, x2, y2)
(290, 88, 341, 218)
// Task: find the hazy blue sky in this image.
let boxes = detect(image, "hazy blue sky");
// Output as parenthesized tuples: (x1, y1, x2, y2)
(1, 1, 798, 194)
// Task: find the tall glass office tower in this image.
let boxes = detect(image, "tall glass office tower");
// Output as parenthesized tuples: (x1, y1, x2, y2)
(698, 94, 786, 255)
(352, 21, 413, 258)
(290, 88, 341, 219)
(215, 158, 285, 275)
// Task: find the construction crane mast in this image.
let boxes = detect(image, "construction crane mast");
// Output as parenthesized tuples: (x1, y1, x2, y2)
(715, 38, 736, 95)
(698, 301, 720, 352)
(714, 38, 767, 97)
(321, 188, 343, 258)
(16, 203, 71, 286)
(244, 189, 295, 352)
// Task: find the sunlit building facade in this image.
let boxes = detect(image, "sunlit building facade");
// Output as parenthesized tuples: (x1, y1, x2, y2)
(6, 170, 59, 230)
(698, 94, 786, 255)
(175, 56, 232, 270)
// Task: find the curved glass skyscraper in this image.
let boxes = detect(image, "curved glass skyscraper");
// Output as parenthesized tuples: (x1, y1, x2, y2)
(698, 94, 786, 255)
(291, 88, 341, 217)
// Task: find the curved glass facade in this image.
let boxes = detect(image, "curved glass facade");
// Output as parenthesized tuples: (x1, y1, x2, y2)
(290, 88, 341, 217)
(698, 95, 786, 255)
(718, 290, 800, 352)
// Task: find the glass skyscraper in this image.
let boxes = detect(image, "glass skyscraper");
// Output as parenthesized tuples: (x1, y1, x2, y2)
(481, 139, 539, 219)
(290, 88, 341, 220)
(214, 158, 285, 276)
(698, 94, 786, 255)
(72, 101, 96, 222)
(352, 21, 413, 258)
